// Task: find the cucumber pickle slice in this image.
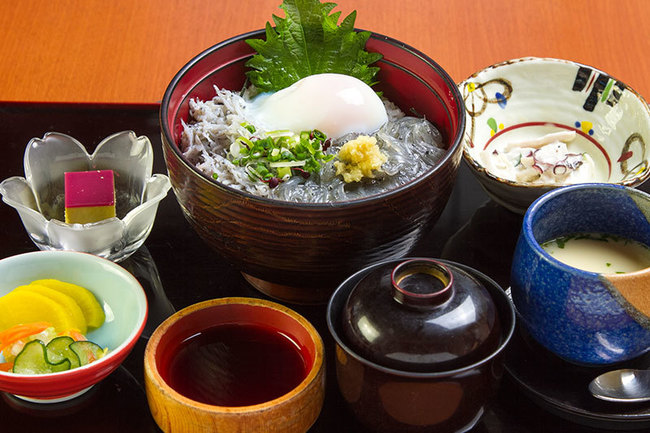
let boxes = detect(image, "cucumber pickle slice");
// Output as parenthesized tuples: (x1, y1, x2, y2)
(46, 336, 81, 369)
(13, 340, 71, 374)
(12, 338, 105, 374)
(70, 341, 104, 366)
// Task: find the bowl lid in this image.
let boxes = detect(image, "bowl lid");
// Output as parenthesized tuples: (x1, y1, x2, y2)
(342, 259, 501, 372)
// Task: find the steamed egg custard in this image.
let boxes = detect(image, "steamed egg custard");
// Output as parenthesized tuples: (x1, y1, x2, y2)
(541, 233, 650, 274)
(249, 73, 388, 139)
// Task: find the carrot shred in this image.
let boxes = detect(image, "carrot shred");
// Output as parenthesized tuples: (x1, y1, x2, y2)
(0, 362, 13, 372)
(0, 322, 52, 342)
(59, 329, 86, 341)
(0, 322, 52, 354)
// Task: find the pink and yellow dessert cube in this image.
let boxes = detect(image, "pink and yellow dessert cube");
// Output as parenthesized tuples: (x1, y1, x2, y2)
(64, 170, 116, 224)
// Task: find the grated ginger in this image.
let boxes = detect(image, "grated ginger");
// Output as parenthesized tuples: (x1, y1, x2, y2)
(334, 135, 387, 183)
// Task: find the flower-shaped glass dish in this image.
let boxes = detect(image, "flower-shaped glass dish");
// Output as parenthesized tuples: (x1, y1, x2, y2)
(0, 131, 171, 262)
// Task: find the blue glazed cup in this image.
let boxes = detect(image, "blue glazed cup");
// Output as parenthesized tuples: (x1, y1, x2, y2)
(510, 183, 650, 366)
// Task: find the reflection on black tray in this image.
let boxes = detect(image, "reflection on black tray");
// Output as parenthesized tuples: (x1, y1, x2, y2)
(441, 200, 522, 289)
(3, 103, 650, 433)
(505, 324, 650, 431)
(120, 246, 176, 339)
(0, 366, 158, 433)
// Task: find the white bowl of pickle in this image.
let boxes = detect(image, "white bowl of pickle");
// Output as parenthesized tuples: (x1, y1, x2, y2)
(0, 250, 148, 403)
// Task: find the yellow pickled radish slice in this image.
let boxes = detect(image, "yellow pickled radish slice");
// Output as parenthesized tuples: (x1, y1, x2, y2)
(14, 284, 87, 334)
(0, 290, 78, 333)
(31, 279, 105, 329)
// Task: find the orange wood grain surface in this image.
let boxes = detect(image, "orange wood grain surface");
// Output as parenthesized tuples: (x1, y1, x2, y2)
(0, 0, 648, 104)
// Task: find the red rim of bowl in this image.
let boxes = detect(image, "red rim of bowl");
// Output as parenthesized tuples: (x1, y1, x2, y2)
(160, 29, 466, 209)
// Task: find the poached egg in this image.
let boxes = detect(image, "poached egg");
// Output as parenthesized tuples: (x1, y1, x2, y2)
(248, 73, 388, 139)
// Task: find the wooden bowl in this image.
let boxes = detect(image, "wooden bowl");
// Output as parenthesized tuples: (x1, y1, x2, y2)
(144, 297, 325, 433)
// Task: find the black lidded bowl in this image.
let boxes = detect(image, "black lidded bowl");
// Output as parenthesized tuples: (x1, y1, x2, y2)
(327, 258, 515, 433)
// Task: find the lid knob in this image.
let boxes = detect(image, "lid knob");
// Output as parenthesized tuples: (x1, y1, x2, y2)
(392, 259, 453, 308)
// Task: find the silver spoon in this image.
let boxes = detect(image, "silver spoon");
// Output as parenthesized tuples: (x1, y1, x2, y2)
(589, 369, 650, 403)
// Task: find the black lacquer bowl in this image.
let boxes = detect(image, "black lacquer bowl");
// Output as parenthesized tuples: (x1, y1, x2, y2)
(327, 258, 515, 433)
(160, 30, 465, 304)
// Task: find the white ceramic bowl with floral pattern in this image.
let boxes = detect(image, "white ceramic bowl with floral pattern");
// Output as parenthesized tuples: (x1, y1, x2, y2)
(0, 131, 171, 262)
(459, 57, 650, 214)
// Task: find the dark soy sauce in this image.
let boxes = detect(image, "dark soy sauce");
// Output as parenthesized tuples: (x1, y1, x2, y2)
(163, 323, 308, 406)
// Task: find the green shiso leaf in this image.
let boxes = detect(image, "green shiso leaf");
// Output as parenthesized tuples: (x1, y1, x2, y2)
(245, 0, 382, 92)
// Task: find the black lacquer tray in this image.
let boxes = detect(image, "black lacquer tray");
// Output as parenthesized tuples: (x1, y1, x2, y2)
(0, 102, 648, 432)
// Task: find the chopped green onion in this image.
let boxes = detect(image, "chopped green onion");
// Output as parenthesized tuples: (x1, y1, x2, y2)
(237, 136, 255, 148)
(240, 122, 256, 134)
(269, 160, 307, 168)
(265, 130, 293, 138)
(230, 141, 242, 158)
(229, 127, 332, 186)
(277, 166, 292, 179)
